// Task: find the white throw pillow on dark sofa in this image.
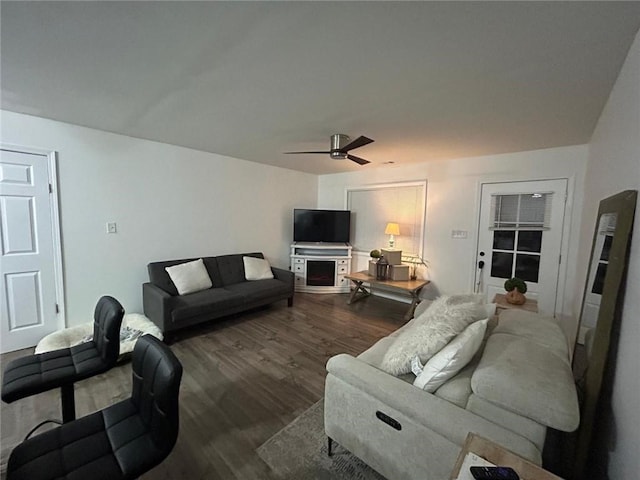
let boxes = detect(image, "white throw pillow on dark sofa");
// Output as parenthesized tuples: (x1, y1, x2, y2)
(165, 258, 212, 295)
(243, 256, 274, 281)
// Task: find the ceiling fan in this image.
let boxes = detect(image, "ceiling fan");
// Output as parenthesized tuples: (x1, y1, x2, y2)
(285, 134, 374, 165)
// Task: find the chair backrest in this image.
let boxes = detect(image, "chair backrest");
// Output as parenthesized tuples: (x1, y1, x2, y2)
(92, 295, 125, 364)
(131, 335, 183, 455)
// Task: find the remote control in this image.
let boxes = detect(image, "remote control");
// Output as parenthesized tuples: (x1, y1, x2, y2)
(469, 466, 520, 480)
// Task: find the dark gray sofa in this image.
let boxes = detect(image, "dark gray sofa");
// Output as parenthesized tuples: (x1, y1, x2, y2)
(143, 252, 294, 333)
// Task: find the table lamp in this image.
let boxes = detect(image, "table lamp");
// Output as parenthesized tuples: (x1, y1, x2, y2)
(384, 222, 400, 248)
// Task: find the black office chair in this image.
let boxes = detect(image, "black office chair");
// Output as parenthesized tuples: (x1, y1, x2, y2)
(6, 334, 183, 480)
(2, 295, 125, 423)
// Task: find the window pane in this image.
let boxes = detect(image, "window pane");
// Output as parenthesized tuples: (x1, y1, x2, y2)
(517, 231, 542, 253)
(494, 195, 518, 225)
(519, 194, 548, 226)
(491, 252, 513, 278)
(600, 235, 613, 262)
(493, 231, 515, 250)
(591, 262, 607, 295)
(515, 254, 540, 283)
(491, 193, 551, 230)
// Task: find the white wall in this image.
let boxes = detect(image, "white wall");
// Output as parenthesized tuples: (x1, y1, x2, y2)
(1, 111, 318, 326)
(578, 31, 640, 479)
(318, 145, 588, 320)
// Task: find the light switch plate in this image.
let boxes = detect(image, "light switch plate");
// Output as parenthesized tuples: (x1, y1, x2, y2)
(452, 230, 468, 239)
(106, 222, 117, 234)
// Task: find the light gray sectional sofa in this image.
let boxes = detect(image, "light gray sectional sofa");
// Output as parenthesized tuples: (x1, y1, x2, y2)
(324, 299, 579, 480)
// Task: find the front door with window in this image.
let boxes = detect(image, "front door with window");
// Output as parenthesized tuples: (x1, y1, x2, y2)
(475, 179, 567, 316)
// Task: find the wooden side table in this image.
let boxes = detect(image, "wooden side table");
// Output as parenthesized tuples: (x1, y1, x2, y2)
(344, 271, 430, 320)
(493, 293, 538, 315)
(450, 433, 561, 480)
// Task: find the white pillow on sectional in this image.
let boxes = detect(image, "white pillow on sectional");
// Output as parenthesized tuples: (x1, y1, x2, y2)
(414, 318, 488, 392)
(243, 256, 274, 281)
(165, 259, 212, 295)
(413, 295, 488, 328)
(380, 300, 485, 376)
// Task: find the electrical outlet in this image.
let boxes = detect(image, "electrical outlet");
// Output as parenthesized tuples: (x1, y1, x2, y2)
(106, 222, 117, 234)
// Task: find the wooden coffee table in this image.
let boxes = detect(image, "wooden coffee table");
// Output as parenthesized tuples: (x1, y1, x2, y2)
(345, 271, 430, 320)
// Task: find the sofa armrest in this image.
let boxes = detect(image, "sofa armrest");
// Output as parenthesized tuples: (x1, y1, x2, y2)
(326, 353, 541, 463)
(272, 266, 294, 306)
(271, 266, 294, 286)
(142, 282, 173, 332)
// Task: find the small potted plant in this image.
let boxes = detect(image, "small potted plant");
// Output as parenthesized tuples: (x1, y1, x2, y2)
(402, 255, 428, 281)
(504, 277, 527, 305)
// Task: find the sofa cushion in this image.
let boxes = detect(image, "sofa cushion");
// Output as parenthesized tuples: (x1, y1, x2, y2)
(433, 357, 477, 408)
(414, 319, 488, 392)
(466, 394, 547, 452)
(358, 336, 397, 367)
(216, 253, 263, 286)
(493, 309, 569, 359)
(224, 279, 290, 303)
(170, 288, 244, 322)
(380, 298, 487, 376)
(471, 332, 579, 432)
(243, 256, 274, 281)
(165, 259, 213, 295)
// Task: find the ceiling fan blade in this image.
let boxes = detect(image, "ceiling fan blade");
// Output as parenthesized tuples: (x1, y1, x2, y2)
(347, 154, 370, 165)
(341, 136, 374, 152)
(284, 151, 331, 154)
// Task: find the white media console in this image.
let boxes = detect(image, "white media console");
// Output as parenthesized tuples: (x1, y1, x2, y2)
(290, 242, 352, 293)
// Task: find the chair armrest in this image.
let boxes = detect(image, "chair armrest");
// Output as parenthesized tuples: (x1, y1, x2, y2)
(325, 353, 541, 463)
(142, 283, 173, 332)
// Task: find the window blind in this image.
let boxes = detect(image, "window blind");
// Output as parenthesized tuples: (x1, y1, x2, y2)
(347, 182, 426, 255)
(490, 193, 552, 230)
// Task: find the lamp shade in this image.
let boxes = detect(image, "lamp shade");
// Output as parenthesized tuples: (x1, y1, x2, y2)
(384, 223, 400, 235)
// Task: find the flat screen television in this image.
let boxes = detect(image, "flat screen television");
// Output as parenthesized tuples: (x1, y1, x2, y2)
(293, 209, 351, 243)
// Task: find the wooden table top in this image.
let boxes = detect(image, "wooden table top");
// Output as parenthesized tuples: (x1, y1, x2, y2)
(345, 271, 430, 292)
(450, 433, 562, 480)
(492, 293, 538, 313)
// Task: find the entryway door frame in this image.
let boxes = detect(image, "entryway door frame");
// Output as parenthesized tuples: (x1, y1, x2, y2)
(1, 144, 65, 352)
(472, 177, 575, 317)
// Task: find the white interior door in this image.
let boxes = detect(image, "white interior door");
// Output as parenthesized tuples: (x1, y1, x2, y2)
(475, 179, 567, 316)
(1, 148, 61, 352)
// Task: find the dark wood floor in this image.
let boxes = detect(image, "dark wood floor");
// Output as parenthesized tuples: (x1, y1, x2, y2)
(0, 293, 406, 479)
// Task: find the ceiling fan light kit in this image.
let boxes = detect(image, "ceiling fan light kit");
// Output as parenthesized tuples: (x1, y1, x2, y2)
(330, 134, 350, 159)
(285, 133, 374, 165)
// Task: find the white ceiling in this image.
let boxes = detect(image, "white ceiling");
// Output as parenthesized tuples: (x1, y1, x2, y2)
(2, 1, 640, 175)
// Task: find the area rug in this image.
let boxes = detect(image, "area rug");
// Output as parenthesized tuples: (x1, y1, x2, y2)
(257, 400, 386, 480)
